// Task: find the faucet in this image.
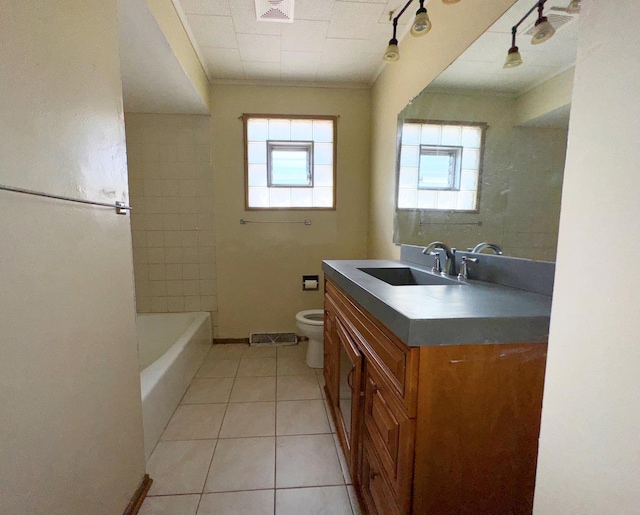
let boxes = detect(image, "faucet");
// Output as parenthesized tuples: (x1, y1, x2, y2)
(471, 242, 503, 255)
(422, 241, 456, 276)
(457, 256, 479, 281)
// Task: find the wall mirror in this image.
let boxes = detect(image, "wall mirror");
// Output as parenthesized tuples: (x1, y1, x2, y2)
(394, 0, 579, 261)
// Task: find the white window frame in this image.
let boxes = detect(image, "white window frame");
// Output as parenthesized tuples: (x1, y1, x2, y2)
(267, 140, 314, 188)
(243, 114, 337, 210)
(397, 120, 486, 212)
(418, 145, 463, 190)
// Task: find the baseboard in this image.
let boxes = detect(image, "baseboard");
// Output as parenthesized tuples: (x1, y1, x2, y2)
(213, 336, 308, 344)
(123, 474, 152, 515)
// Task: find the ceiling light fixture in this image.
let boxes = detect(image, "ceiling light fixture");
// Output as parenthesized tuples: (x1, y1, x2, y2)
(383, 0, 434, 63)
(504, 0, 555, 69)
(411, 1, 432, 37)
(565, 0, 581, 14)
(503, 28, 523, 68)
(531, 2, 556, 44)
(442, 0, 463, 4)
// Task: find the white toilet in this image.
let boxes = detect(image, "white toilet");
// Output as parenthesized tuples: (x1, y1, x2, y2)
(295, 309, 324, 368)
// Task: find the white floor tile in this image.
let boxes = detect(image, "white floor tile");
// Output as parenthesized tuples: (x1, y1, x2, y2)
(276, 486, 352, 515)
(275, 435, 344, 488)
(230, 376, 276, 402)
(207, 344, 247, 359)
(198, 490, 274, 515)
(276, 342, 308, 360)
(139, 494, 200, 515)
(332, 432, 352, 484)
(197, 358, 240, 378)
(237, 358, 277, 377)
(276, 375, 322, 401)
(277, 357, 316, 376)
(219, 402, 276, 438)
(276, 400, 330, 436)
(147, 440, 216, 495)
(243, 345, 277, 359)
(161, 404, 227, 441)
(181, 378, 234, 404)
(204, 437, 275, 492)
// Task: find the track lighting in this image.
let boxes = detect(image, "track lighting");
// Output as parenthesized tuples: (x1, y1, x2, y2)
(531, 2, 555, 44)
(504, 1, 555, 70)
(503, 29, 523, 68)
(384, 38, 400, 62)
(410, 1, 431, 37)
(382, 0, 434, 63)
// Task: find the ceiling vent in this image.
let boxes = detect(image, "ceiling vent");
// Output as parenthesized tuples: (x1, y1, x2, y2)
(255, 0, 294, 23)
(522, 12, 573, 36)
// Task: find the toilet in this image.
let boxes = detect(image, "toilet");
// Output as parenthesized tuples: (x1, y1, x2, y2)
(295, 309, 324, 368)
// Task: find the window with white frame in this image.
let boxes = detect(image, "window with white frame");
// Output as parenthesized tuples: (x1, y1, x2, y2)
(397, 121, 485, 211)
(243, 115, 336, 209)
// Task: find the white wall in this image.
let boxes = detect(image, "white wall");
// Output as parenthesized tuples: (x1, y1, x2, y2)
(534, 1, 640, 512)
(0, 1, 145, 513)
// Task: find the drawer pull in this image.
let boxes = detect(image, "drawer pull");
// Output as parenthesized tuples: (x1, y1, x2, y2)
(347, 366, 355, 388)
(370, 471, 380, 481)
(369, 378, 379, 394)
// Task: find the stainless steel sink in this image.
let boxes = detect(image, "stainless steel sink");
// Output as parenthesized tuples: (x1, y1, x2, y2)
(358, 267, 461, 286)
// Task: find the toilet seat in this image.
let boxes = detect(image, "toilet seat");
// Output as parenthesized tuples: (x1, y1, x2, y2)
(295, 309, 324, 326)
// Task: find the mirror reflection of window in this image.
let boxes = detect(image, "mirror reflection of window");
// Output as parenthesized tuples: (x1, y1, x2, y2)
(398, 121, 486, 211)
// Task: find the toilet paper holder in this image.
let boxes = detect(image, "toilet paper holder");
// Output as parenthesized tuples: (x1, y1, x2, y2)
(302, 275, 320, 291)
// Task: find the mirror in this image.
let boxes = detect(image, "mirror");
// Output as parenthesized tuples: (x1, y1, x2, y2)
(394, 0, 579, 261)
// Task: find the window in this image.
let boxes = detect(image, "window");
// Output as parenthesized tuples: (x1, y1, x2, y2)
(243, 115, 336, 209)
(397, 120, 486, 211)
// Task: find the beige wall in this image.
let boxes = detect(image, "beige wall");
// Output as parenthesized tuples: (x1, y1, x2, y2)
(369, 0, 517, 259)
(515, 68, 574, 126)
(397, 91, 566, 261)
(210, 84, 370, 337)
(145, 0, 210, 110)
(126, 114, 218, 331)
(0, 1, 145, 513)
(534, 1, 640, 512)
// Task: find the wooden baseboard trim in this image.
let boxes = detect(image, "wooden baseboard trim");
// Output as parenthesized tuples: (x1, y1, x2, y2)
(214, 338, 249, 344)
(213, 336, 308, 344)
(123, 474, 152, 515)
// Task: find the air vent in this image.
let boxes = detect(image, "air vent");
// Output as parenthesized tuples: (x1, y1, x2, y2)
(522, 12, 573, 35)
(255, 0, 294, 23)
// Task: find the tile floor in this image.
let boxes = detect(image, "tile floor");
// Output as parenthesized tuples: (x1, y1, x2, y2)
(141, 342, 361, 515)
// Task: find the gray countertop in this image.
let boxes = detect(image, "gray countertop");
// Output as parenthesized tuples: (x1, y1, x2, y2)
(322, 259, 552, 347)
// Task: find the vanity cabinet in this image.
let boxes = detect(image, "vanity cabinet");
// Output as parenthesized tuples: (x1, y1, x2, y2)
(323, 278, 547, 515)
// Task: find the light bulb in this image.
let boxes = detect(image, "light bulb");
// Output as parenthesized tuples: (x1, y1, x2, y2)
(503, 46, 523, 68)
(566, 0, 581, 14)
(383, 39, 399, 62)
(531, 17, 555, 44)
(411, 10, 431, 37)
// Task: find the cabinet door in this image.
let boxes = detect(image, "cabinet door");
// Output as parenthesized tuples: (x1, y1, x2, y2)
(334, 318, 363, 478)
(363, 363, 415, 512)
(323, 297, 339, 406)
(360, 433, 402, 515)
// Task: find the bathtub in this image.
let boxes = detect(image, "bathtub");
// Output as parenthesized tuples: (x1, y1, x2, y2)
(137, 312, 212, 460)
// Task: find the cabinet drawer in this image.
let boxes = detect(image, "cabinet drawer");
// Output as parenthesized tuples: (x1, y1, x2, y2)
(363, 363, 415, 509)
(361, 434, 402, 515)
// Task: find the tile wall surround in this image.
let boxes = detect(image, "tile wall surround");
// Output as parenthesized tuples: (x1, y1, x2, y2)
(125, 114, 218, 335)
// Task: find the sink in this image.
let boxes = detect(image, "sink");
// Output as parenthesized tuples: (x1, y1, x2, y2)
(358, 267, 461, 286)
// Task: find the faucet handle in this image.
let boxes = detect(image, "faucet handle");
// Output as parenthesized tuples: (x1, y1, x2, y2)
(429, 252, 442, 274)
(457, 256, 479, 281)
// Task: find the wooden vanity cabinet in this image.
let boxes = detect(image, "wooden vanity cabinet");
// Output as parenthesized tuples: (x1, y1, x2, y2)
(323, 278, 547, 515)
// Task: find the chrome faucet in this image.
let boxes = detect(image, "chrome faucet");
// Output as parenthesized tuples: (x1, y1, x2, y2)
(422, 241, 456, 276)
(457, 256, 479, 281)
(471, 242, 503, 255)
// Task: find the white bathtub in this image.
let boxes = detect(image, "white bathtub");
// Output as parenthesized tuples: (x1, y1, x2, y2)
(137, 312, 212, 460)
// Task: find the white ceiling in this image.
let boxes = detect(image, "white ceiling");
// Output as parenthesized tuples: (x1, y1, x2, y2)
(174, 0, 412, 86)
(117, 0, 209, 114)
(429, 0, 579, 95)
